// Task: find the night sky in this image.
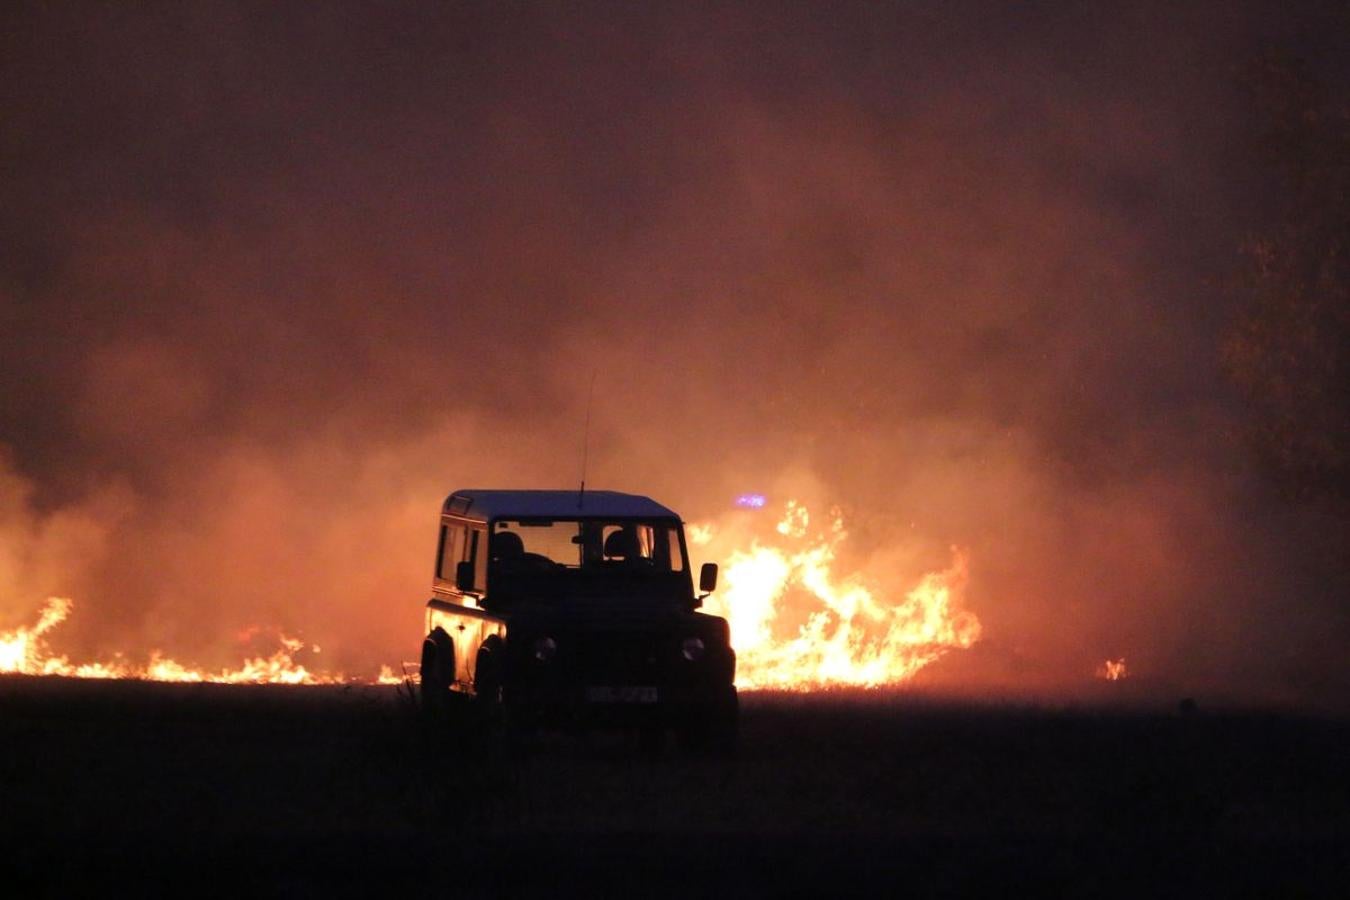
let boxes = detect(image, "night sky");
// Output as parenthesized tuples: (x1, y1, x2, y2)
(2, 2, 1347, 704)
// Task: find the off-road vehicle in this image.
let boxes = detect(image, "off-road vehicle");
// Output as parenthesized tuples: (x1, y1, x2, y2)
(420, 489, 737, 750)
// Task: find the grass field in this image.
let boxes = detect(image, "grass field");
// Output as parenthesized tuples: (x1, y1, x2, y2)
(2, 676, 1347, 896)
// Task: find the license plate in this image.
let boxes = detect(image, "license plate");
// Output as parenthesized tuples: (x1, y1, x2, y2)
(585, 686, 658, 704)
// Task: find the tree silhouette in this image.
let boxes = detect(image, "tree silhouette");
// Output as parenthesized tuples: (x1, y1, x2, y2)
(1224, 54, 1350, 509)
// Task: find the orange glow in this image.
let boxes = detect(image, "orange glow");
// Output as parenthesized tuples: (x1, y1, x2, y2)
(1096, 658, 1128, 680)
(0, 596, 72, 675)
(1, 597, 379, 684)
(4, 502, 984, 692)
(701, 501, 982, 689)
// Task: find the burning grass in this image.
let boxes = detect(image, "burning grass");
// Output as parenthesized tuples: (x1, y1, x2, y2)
(0, 596, 401, 685)
(698, 501, 982, 689)
(3, 499, 984, 693)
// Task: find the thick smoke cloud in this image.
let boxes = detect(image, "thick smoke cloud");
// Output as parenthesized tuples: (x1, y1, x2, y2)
(2, 2, 1347, 704)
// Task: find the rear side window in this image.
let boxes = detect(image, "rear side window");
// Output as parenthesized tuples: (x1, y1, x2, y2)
(437, 524, 467, 581)
(468, 528, 487, 591)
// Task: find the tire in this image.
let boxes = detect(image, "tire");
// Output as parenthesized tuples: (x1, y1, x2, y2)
(678, 688, 739, 757)
(474, 650, 502, 713)
(420, 639, 453, 721)
(638, 720, 666, 756)
(474, 648, 519, 742)
(707, 691, 740, 756)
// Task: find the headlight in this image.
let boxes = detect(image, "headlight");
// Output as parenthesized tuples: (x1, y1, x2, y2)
(681, 637, 706, 662)
(533, 636, 558, 662)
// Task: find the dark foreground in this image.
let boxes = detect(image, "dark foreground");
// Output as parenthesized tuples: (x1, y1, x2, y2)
(2, 677, 1347, 897)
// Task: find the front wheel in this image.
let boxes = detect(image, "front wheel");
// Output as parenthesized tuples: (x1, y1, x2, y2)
(420, 641, 453, 721)
(474, 649, 531, 750)
(677, 688, 739, 757)
(474, 650, 503, 720)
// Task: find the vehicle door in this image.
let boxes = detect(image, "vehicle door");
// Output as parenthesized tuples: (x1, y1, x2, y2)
(429, 517, 492, 689)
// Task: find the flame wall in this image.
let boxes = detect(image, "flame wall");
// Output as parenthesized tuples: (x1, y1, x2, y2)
(1, 3, 1347, 704)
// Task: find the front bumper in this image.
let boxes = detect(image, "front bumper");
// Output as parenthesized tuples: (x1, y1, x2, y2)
(506, 678, 735, 728)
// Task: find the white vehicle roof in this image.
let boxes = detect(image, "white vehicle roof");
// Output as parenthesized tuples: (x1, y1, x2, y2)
(442, 489, 680, 521)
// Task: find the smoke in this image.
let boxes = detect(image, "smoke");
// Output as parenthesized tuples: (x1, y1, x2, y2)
(2, 2, 1347, 703)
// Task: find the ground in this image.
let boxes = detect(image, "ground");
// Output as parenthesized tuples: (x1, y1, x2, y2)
(1, 676, 1347, 896)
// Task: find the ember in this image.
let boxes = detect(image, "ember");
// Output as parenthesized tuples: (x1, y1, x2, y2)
(1097, 658, 1128, 681)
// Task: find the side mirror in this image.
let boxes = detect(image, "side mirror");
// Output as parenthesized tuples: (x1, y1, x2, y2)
(699, 562, 719, 594)
(455, 560, 475, 592)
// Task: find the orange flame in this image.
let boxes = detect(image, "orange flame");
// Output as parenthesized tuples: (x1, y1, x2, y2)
(0, 597, 389, 684)
(6, 501, 983, 693)
(1096, 658, 1128, 681)
(700, 501, 982, 689)
(0, 595, 72, 674)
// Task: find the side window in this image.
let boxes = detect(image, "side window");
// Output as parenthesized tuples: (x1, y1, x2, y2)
(435, 524, 447, 579)
(634, 525, 654, 558)
(664, 526, 685, 572)
(438, 524, 467, 581)
(469, 528, 488, 592)
(644, 526, 684, 572)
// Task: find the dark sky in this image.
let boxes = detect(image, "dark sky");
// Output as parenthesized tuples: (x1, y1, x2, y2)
(2, 1, 1347, 704)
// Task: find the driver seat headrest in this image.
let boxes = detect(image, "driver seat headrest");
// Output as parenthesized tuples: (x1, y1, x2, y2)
(492, 531, 525, 560)
(603, 529, 637, 559)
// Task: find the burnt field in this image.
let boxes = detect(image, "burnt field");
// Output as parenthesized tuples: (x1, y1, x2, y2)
(2, 677, 1347, 897)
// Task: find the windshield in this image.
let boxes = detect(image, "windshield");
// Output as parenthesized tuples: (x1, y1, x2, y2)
(492, 519, 686, 571)
(487, 518, 690, 604)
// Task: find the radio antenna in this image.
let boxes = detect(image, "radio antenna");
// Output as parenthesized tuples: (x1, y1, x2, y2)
(578, 371, 596, 509)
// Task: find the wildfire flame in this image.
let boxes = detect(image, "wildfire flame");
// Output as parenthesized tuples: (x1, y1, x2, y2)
(6, 500, 982, 692)
(1096, 658, 1128, 681)
(0, 596, 401, 684)
(701, 501, 982, 689)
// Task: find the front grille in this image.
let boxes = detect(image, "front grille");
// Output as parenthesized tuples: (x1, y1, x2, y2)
(564, 631, 667, 683)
